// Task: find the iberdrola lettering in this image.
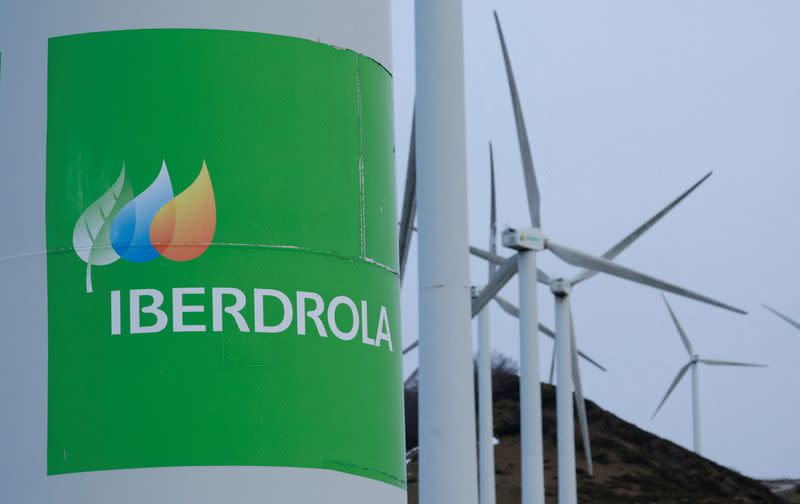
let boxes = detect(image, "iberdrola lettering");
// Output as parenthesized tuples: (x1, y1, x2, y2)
(109, 287, 393, 352)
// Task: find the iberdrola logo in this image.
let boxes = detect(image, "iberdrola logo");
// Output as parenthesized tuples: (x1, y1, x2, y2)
(72, 160, 216, 293)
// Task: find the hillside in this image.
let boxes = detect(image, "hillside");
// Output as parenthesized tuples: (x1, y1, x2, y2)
(404, 361, 784, 503)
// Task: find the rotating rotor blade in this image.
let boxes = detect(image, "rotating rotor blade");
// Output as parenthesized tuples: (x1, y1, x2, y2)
(546, 239, 747, 315)
(470, 245, 551, 285)
(568, 300, 593, 476)
(652, 362, 692, 419)
(402, 339, 419, 355)
(662, 294, 694, 356)
(494, 11, 541, 228)
(763, 304, 800, 332)
(398, 109, 417, 283)
(699, 359, 766, 368)
(490, 142, 498, 260)
(548, 342, 556, 385)
(472, 254, 519, 316)
(493, 295, 606, 372)
(571, 171, 713, 286)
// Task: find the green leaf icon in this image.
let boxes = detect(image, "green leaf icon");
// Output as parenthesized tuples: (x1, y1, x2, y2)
(72, 165, 133, 293)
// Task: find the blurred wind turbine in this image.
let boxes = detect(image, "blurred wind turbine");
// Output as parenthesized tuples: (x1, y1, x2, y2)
(476, 142, 498, 504)
(481, 10, 748, 504)
(652, 294, 766, 454)
(480, 168, 714, 477)
(763, 304, 800, 332)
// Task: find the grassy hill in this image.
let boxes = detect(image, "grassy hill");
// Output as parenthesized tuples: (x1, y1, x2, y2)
(404, 357, 784, 503)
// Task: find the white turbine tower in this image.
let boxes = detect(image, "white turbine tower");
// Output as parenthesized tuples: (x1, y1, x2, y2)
(475, 147, 603, 504)
(653, 295, 766, 454)
(479, 11, 748, 504)
(476, 143, 498, 504)
(475, 169, 715, 479)
(763, 304, 800, 332)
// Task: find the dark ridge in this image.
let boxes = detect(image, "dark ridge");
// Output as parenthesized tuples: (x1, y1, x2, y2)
(404, 353, 784, 503)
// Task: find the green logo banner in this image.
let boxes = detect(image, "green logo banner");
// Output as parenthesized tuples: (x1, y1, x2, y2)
(46, 29, 403, 489)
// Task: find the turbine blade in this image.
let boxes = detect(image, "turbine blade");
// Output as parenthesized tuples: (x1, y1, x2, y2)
(494, 11, 541, 227)
(699, 359, 767, 368)
(472, 254, 519, 316)
(652, 362, 692, 419)
(575, 348, 607, 373)
(763, 304, 800, 332)
(571, 172, 713, 286)
(494, 295, 519, 318)
(568, 301, 593, 476)
(662, 294, 694, 356)
(470, 245, 506, 265)
(402, 339, 419, 355)
(546, 239, 747, 315)
(491, 295, 605, 371)
(548, 338, 556, 385)
(398, 109, 417, 283)
(470, 245, 551, 284)
(490, 142, 497, 259)
(404, 366, 419, 388)
(539, 322, 556, 339)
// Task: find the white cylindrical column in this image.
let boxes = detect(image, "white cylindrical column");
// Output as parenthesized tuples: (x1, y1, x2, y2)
(0, 2, 401, 503)
(692, 363, 702, 454)
(518, 251, 545, 504)
(477, 299, 496, 504)
(415, 0, 478, 503)
(555, 294, 577, 504)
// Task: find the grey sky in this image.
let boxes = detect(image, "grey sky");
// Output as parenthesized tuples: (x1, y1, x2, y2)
(392, 0, 800, 479)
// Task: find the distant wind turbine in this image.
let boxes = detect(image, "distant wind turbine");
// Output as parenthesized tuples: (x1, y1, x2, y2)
(652, 294, 766, 454)
(480, 11, 748, 504)
(474, 168, 715, 479)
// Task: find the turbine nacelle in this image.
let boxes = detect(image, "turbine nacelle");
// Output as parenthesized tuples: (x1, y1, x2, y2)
(550, 277, 572, 296)
(502, 227, 545, 251)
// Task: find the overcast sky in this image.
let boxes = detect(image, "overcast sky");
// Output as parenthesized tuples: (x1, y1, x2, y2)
(391, 0, 800, 479)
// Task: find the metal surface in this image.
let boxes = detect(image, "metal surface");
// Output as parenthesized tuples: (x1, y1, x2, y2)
(555, 294, 577, 504)
(477, 300, 496, 504)
(518, 251, 545, 504)
(0, 2, 400, 503)
(415, 0, 478, 501)
(691, 364, 701, 453)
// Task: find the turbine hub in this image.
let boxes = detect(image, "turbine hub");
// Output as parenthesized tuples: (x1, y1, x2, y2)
(550, 277, 572, 295)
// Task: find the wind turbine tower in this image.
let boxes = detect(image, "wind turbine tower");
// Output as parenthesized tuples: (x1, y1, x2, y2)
(653, 295, 766, 454)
